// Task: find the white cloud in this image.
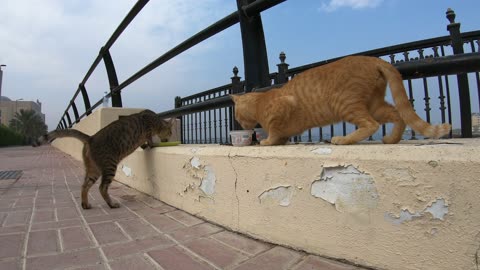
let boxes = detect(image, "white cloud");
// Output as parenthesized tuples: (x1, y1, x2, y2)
(320, 0, 383, 12)
(0, 0, 234, 130)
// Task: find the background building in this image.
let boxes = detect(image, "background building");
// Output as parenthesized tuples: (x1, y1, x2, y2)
(0, 96, 46, 128)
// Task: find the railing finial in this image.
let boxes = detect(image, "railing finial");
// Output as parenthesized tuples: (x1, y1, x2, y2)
(232, 66, 239, 77)
(279, 51, 286, 63)
(446, 8, 455, 24)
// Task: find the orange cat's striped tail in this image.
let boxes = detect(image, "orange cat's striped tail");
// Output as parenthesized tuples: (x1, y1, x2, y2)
(378, 62, 451, 139)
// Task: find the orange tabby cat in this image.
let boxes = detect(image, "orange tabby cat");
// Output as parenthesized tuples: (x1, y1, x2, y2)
(231, 56, 451, 145)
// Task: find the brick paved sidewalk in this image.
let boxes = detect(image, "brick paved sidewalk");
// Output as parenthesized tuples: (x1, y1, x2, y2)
(0, 146, 366, 270)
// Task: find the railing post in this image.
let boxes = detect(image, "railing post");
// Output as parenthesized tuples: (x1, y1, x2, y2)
(174, 96, 183, 143)
(446, 8, 472, 138)
(61, 118, 68, 130)
(79, 83, 92, 116)
(275, 52, 289, 84)
(236, 0, 270, 92)
(102, 48, 122, 107)
(230, 66, 243, 130)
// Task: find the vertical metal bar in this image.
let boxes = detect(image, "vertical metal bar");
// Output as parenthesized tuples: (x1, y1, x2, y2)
(403, 52, 417, 139)
(440, 45, 454, 137)
(319, 127, 323, 142)
(102, 48, 122, 107)
(418, 49, 431, 123)
(433, 47, 447, 123)
(65, 112, 72, 127)
(330, 125, 334, 140)
(174, 96, 183, 143)
(219, 108, 223, 143)
(224, 106, 229, 143)
(308, 129, 312, 142)
(71, 101, 80, 123)
(208, 95, 212, 143)
(446, 8, 472, 137)
(79, 84, 92, 115)
(236, 0, 270, 92)
(61, 118, 68, 130)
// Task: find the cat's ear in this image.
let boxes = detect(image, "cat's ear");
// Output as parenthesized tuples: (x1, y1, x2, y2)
(230, 94, 240, 104)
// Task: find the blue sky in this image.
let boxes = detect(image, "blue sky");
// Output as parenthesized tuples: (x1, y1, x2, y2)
(0, 0, 479, 130)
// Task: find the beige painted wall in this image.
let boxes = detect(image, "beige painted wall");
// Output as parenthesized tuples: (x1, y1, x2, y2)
(52, 108, 480, 270)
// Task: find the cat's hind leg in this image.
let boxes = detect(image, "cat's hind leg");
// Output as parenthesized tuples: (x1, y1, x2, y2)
(81, 167, 100, 209)
(99, 166, 120, 208)
(372, 102, 406, 144)
(260, 134, 289, 146)
(331, 108, 379, 145)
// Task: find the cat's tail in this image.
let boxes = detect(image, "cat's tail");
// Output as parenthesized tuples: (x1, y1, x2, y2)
(32, 129, 90, 147)
(378, 62, 451, 139)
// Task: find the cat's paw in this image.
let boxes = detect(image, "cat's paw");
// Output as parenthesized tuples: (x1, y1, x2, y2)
(260, 139, 272, 146)
(81, 202, 92, 209)
(382, 135, 401, 144)
(108, 202, 120, 208)
(331, 136, 351, 145)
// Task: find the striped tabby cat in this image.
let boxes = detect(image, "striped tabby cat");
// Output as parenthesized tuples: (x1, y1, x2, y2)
(33, 110, 173, 209)
(231, 56, 451, 145)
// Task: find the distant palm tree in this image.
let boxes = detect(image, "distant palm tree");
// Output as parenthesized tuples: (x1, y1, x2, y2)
(9, 109, 47, 143)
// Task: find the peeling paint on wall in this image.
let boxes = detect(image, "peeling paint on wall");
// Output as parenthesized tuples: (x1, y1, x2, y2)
(182, 156, 217, 197)
(385, 198, 449, 225)
(425, 198, 448, 220)
(311, 147, 332, 155)
(310, 165, 378, 212)
(122, 164, 132, 177)
(384, 209, 422, 225)
(259, 186, 293, 207)
(199, 165, 216, 196)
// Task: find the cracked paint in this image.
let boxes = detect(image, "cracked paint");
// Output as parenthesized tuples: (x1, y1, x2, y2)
(310, 165, 378, 212)
(190, 156, 201, 169)
(385, 198, 449, 224)
(121, 164, 132, 177)
(259, 186, 293, 207)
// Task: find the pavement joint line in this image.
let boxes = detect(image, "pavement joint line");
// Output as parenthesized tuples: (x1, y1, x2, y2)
(20, 183, 39, 270)
(57, 227, 64, 253)
(116, 194, 223, 270)
(113, 220, 133, 241)
(63, 160, 113, 270)
(143, 252, 166, 270)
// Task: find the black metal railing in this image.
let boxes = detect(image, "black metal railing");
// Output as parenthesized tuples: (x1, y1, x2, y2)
(56, 0, 285, 130)
(56, 1, 480, 146)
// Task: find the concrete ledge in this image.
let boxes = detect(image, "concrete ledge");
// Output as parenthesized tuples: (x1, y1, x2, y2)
(52, 108, 480, 270)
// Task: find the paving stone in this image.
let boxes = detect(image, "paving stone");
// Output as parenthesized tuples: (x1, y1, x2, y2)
(102, 235, 174, 259)
(293, 255, 360, 270)
(26, 248, 103, 270)
(109, 254, 157, 270)
(3, 211, 31, 226)
(0, 225, 27, 234)
(0, 234, 24, 259)
(148, 246, 214, 270)
(32, 209, 55, 223)
(27, 230, 60, 255)
(90, 221, 129, 245)
(133, 204, 176, 217)
(185, 237, 249, 268)
(233, 246, 303, 270)
(143, 214, 185, 233)
(56, 206, 79, 221)
(0, 259, 19, 270)
(166, 210, 204, 226)
(211, 230, 272, 256)
(61, 226, 93, 251)
(31, 219, 80, 231)
(14, 197, 34, 207)
(85, 211, 135, 224)
(168, 222, 223, 243)
(116, 218, 159, 239)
